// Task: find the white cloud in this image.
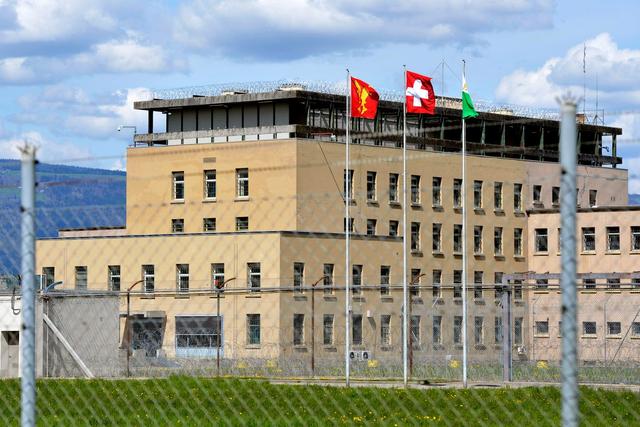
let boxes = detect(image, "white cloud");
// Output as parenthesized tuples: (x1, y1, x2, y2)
(174, 0, 554, 60)
(496, 33, 640, 109)
(0, 37, 183, 84)
(0, 131, 91, 163)
(16, 86, 153, 139)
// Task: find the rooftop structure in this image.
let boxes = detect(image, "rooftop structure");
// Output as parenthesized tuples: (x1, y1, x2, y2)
(134, 84, 622, 167)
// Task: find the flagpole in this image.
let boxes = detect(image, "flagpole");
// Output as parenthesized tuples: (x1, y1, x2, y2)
(461, 59, 469, 389)
(345, 68, 351, 388)
(402, 65, 408, 387)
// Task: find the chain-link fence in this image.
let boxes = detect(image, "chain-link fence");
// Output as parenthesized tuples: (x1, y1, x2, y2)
(2, 107, 640, 424)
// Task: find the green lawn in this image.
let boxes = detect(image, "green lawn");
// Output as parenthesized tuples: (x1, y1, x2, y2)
(0, 377, 637, 426)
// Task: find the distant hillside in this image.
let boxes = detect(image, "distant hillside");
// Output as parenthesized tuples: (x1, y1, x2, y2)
(630, 194, 640, 205)
(0, 159, 125, 274)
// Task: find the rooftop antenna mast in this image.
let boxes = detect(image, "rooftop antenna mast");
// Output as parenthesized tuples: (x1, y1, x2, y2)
(594, 73, 599, 125)
(583, 43, 587, 118)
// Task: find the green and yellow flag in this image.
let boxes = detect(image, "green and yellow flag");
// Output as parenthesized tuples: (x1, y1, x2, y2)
(462, 76, 478, 119)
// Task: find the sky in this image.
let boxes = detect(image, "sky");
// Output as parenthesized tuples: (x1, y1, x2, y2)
(0, 0, 638, 192)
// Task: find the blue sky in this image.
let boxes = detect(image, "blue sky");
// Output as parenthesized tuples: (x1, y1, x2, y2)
(0, 0, 638, 191)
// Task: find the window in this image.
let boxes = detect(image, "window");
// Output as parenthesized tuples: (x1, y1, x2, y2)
(176, 264, 189, 293)
(607, 321, 621, 336)
(343, 169, 354, 201)
(494, 272, 504, 300)
(410, 315, 421, 348)
(514, 317, 523, 345)
(453, 270, 462, 299)
(582, 227, 596, 252)
(514, 183, 522, 211)
(514, 228, 523, 256)
(108, 265, 120, 291)
(388, 173, 399, 203)
(606, 278, 620, 289)
(576, 188, 581, 207)
(453, 224, 463, 253)
(453, 179, 462, 208)
(236, 216, 249, 231)
(175, 316, 221, 357)
(247, 263, 261, 291)
(410, 268, 421, 296)
(247, 314, 261, 345)
(535, 228, 548, 253)
(558, 321, 562, 337)
(323, 314, 334, 345)
(75, 266, 87, 290)
(432, 223, 442, 252)
(142, 265, 154, 293)
(380, 265, 390, 295)
(633, 277, 640, 289)
(236, 168, 249, 197)
(432, 315, 442, 344)
(203, 217, 216, 232)
(352, 314, 363, 345)
(632, 227, 640, 251)
(380, 315, 391, 346)
(473, 180, 483, 209)
(366, 219, 377, 236)
(583, 321, 597, 336)
(453, 316, 463, 344)
(343, 218, 354, 233)
(494, 182, 503, 210)
(212, 263, 225, 289)
(172, 171, 184, 200)
(552, 186, 560, 206)
(366, 171, 377, 201)
(474, 317, 484, 345)
(293, 262, 304, 292)
(632, 322, 640, 337)
(495, 317, 503, 344)
(583, 278, 596, 290)
(536, 279, 548, 290)
(589, 189, 597, 207)
(411, 175, 421, 204)
(606, 226, 620, 251)
(494, 227, 503, 256)
(42, 267, 55, 290)
(352, 264, 362, 294)
(474, 271, 483, 299)
(432, 269, 442, 298)
(532, 185, 542, 205)
(432, 177, 442, 206)
(172, 218, 184, 233)
(204, 170, 216, 199)
(293, 314, 305, 345)
(535, 320, 549, 335)
(323, 264, 334, 294)
(473, 225, 483, 254)
(388, 220, 399, 237)
(513, 279, 523, 300)
(411, 222, 421, 251)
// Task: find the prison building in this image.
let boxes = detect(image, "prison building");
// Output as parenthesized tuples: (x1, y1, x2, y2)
(35, 84, 633, 373)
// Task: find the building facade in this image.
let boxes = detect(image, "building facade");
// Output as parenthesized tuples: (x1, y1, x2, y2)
(35, 86, 635, 373)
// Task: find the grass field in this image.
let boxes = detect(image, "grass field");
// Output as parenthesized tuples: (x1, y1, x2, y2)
(0, 377, 638, 425)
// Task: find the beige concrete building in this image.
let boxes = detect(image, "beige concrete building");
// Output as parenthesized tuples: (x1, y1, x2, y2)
(35, 86, 633, 373)
(525, 207, 640, 363)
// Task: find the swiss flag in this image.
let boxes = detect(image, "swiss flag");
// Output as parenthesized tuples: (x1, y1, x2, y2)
(405, 71, 436, 114)
(351, 77, 379, 119)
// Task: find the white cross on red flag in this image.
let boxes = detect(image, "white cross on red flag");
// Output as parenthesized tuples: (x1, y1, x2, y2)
(405, 70, 436, 114)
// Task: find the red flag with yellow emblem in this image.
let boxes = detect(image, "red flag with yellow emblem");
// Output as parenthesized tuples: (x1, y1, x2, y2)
(350, 77, 379, 119)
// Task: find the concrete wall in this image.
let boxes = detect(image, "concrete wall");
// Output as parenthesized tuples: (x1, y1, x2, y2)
(42, 294, 121, 377)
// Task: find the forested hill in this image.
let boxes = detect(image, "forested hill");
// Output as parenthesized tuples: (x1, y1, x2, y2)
(0, 159, 126, 274)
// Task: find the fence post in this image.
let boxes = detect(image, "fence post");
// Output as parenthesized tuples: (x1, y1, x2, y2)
(559, 97, 578, 427)
(20, 144, 37, 427)
(501, 286, 512, 382)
